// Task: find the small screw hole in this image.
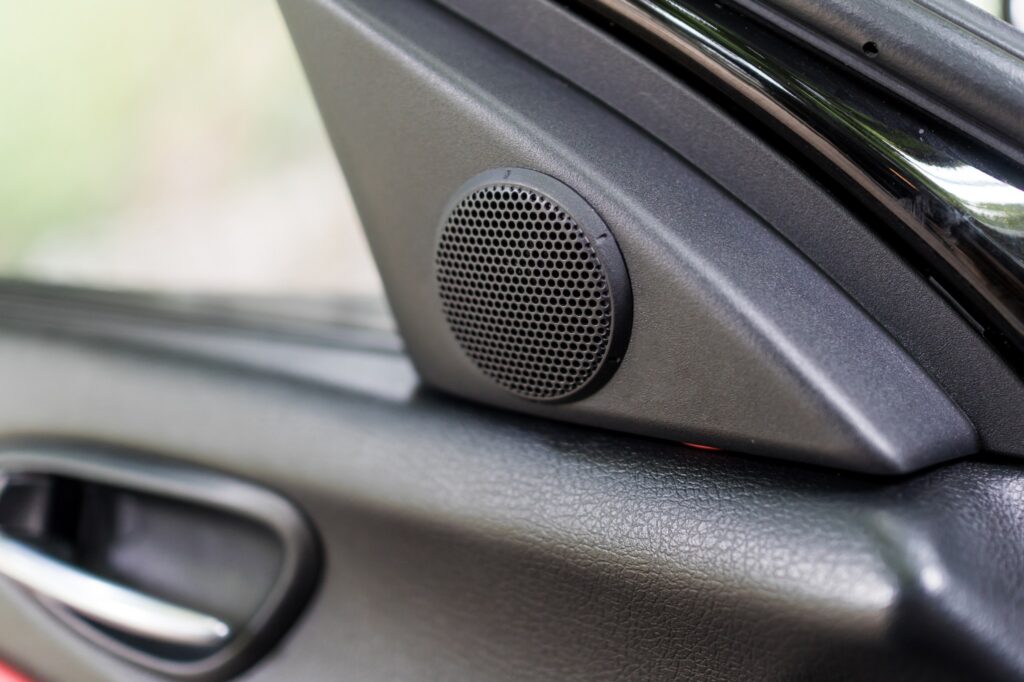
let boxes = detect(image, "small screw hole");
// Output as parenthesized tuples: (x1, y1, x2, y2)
(862, 41, 879, 58)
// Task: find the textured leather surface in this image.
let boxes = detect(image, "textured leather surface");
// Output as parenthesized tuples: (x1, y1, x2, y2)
(0, 326, 1018, 680)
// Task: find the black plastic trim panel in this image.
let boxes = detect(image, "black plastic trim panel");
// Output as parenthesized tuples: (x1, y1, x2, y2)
(281, 0, 978, 473)
(425, 0, 1024, 464)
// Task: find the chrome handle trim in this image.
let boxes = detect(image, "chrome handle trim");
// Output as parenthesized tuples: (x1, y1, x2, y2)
(0, 532, 230, 648)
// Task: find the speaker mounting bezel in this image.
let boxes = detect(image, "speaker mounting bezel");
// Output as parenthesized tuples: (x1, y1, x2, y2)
(433, 168, 633, 403)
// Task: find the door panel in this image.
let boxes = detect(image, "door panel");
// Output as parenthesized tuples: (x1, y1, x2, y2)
(0, 322, 1019, 680)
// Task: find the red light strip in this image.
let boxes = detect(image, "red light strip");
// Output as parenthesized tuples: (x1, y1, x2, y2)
(0, 661, 32, 682)
(682, 441, 722, 452)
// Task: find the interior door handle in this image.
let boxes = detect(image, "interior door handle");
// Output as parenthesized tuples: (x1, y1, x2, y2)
(0, 531, 231, 648)
(0, 450, 319, 679)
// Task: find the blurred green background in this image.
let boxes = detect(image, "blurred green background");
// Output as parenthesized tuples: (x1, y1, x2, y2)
(0, 0, 380, 295)
(0, 0, 1013, 295)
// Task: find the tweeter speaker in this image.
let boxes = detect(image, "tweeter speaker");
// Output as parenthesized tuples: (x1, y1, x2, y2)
(435, 168, 632, 402)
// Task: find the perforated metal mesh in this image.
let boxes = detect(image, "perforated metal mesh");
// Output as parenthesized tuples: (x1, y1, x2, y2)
(436, 183, 614, 401)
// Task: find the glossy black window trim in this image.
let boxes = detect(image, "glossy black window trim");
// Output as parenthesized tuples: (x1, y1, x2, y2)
(563, 0, 1024, 369)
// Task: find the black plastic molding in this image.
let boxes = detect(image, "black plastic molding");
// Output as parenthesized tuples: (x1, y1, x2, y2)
(281, 0, 978, 473)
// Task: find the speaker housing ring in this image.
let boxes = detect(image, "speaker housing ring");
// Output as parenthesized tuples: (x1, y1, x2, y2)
(434, 168, 633, 403)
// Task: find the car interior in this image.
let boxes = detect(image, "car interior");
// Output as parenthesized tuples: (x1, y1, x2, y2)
(1, 0, 1023, 680)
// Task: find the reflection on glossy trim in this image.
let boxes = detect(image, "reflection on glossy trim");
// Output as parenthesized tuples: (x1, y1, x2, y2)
(577, 0, 1024, 354)
(0, 531, 230, 648)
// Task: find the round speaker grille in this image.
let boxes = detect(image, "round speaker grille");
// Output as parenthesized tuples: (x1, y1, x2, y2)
(435, 168, 631, 402)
